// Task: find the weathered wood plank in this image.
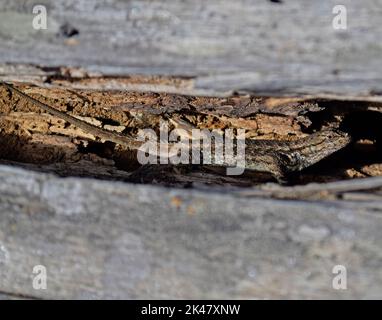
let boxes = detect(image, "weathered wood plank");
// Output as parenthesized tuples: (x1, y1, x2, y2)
(0, 165, 382, 299)
(0, 0, 381, 97)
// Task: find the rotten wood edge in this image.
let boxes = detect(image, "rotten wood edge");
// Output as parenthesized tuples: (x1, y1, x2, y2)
(2, 65, 382, 102)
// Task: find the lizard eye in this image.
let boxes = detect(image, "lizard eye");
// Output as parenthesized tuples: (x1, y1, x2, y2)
(278, 152, 300, 166)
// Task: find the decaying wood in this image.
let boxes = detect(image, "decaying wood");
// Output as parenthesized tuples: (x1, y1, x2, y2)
(1, 80, 381, 186)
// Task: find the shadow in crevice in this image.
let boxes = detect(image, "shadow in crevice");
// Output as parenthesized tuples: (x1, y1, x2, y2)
(0, 132, 137, 181)
(303, 100, 373, 134)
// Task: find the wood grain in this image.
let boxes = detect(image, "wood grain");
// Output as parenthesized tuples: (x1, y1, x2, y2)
(1, 165, 382, 299)
(0, 0, 381, 97)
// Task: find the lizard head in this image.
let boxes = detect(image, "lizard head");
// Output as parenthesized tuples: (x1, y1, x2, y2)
(278, 129, 352, 173)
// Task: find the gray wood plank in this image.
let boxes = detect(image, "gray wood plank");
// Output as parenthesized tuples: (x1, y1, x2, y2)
(0, 0, 381, 96)
(0, 165, 382, 299)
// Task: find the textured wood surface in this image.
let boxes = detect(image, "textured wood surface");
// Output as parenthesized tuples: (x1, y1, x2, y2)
(0, 165, 382, 299)
(0, 0, 381, 97)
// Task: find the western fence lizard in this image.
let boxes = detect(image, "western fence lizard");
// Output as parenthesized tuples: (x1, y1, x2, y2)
(0, 81, 352, 182)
